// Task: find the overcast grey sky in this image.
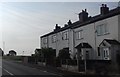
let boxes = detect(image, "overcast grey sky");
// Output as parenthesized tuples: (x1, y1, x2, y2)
(0, 2, 118, 55)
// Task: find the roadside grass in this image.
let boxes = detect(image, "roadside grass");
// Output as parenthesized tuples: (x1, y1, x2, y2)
(2, 56, 23, 61)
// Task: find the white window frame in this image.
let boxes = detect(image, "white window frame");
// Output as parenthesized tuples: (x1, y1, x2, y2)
(52, 35, 56, 43)
(43, 37, 48, 44)
(103, 48, 110, 60)
(62, 31, 68, 40)
(96, 23, 109, 36)
(76, 30, 83, 40)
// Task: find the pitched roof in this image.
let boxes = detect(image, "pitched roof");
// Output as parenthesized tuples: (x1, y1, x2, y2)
(104, 39, 120, 45)
(35, 48, 41, 52)
(41, 7, 120, 38)
(75, 43, 92, 49)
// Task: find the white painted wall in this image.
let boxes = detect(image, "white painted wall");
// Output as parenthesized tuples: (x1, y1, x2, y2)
(41, 15, 120, 60)
(118, 15, 120, 41)
(95, 16, 119, 59)
(74, 23, 96, 59)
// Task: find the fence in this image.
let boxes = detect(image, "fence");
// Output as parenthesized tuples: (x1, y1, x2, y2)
(60, 59, 112, 73)
(26, 57, 118, 74)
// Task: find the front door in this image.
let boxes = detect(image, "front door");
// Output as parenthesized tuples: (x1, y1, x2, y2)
(78, 49, 82, 60)
(86, 51, 89, 60)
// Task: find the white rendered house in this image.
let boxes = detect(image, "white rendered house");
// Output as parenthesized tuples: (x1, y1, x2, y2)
(41, 4, 120, 63)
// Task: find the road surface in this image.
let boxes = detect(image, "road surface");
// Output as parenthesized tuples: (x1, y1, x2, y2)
(1, 59, 61, 76)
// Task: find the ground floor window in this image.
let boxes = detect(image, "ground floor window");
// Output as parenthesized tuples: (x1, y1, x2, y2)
(103, 48, 109, 59)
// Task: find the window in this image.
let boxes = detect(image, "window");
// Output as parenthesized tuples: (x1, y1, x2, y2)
(62, 31, 68, 40)
(52, 35, 56, 43)
(96, 23, 108, 36)
(43, 37, 47, 44)
(76, 30, 83, 40)
(103, 48, 109, 59)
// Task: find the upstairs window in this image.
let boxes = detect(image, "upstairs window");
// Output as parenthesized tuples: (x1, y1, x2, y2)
(43, 37, 48, 44)
(76, 30, 83, 40)
(62, 31, 68, 40)
(52, 35, 56, 43)
(96, 23, 109, 36)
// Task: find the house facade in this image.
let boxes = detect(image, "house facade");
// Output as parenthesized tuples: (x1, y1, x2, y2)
(41, 4, 120, 64)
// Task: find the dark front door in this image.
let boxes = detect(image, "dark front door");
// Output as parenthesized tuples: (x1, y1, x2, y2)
(86, 51, 89, 60)
(78, 48, 82, 60)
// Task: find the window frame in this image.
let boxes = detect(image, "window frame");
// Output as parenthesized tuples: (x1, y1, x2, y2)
(103, 48, 110, 59)
(96, 23, 109, 36)
(75, 30, 83, 40)
(62, 31, 68, 40)
(43, 37, 48, 44)
(52, 35, 56, 43)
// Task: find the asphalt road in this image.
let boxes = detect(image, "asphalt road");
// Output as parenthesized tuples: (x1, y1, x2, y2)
(1, 59, 61, 76)
(1, 59, 119, 77)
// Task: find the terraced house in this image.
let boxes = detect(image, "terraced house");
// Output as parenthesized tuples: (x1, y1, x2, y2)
(41, 4, 120, 68)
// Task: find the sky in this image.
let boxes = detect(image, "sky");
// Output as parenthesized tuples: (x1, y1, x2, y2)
(0, 2, 118, 56)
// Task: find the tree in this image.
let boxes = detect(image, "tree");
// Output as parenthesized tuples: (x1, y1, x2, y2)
(58, 48, 71, 60)
(34, 48, 56, 61)
(34, 49, 42, 58)
(41, 48, 56, 59)
(40, 48, 56, 66)
(6, 54, 9, 56)
(9, 50, 17, 56)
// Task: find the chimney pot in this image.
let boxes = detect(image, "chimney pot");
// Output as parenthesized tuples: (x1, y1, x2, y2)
(56, 24, 58, 26)
(68, 20, 72, 25)
(82, 10, 84, 12)
(105, 4, 107, 7)
(102, 4, 104, 7)
(54, 24, 61, 31)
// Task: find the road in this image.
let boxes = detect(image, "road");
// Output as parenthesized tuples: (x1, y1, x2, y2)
(1, 59, 61, 76)
(1, 59, 118, 77)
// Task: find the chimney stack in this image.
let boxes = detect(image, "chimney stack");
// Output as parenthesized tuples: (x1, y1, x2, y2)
(67, 20, 72, 25)
(54, 24, 61, 31)
(78, 9, 89, 22)
(100, 4, 109, 15)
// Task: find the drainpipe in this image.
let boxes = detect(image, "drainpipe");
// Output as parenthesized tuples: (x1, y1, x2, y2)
(56, 34, 58, 57)
(68, 29, 70, 57)
(47, 36, 49, 48)
(72, 29, 75, 58)
(72, 29, 78, 69)
(94, 22, 97, 59)
(73, 29, 80, 72)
